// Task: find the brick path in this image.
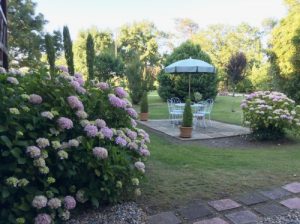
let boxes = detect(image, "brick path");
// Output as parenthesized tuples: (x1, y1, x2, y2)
(147, 182, 300, 224)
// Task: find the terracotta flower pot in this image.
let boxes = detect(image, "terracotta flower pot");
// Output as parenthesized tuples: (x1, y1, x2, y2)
(179, 126, 193, 138)
(140, 113, 148, 121)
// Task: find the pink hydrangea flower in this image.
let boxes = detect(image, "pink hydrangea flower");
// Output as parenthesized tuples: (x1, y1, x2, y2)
(101, 127, 113, 139)
(140, 148, 150, 157)
(26, 146, 41, 158)
(64, 196, 76, 210)
(57, 65, 68, 73)
(57, 117, 73, 130)
(115, 136, 127, 147)
(131, 119, 137, 127)
(84, 124, 98, 137)
(114, 87, 128, 98)
(29, 94, 43, 104)
(126, 108, 138, 118)
(134, 161, 145, 173)
(76, 110, 88, 119)
(127, 130, 137, 140)
(97, 82, 109, 90)
(108, 94, 126, 108)
(95, 119, 106, 128)
(67, 96, 84, 110)
(34, 213, 52, 224)
(92, 147, 108, 159)
(7, 76, 19, 85)
(74, 73, 85, 86)
(47, 198, 61, 209)
(32, 195, 47, 209)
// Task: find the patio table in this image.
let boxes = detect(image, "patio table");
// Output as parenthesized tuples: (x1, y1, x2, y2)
(174, 103, 204, 113)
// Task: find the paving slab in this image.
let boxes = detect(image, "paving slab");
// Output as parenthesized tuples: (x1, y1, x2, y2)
(193, 217, 229, 224)
(225, 210, 259, 224)
(148, 211, 181, 224)
(283, 182, 300, 193)
(179, 203, 212, 221)
(280, 197, 300, 209)
(254, 203, 289, 216)
(138, 119, 250, 140)
(237, 192, 268, 206)
(259, 188, 291, 200)
(208, 199, 241, 211)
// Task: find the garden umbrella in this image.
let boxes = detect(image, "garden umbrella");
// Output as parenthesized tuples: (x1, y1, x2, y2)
(164, 57, 216, 98)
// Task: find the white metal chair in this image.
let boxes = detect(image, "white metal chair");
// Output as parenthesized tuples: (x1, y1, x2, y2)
(203, 99, 214, 126)
(167, 99, 183, 126)
(193, 104, 207, 128)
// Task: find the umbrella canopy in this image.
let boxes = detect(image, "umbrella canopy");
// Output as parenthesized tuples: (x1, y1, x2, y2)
(164, 57, 216, 98)
(165, 58, 216, 74)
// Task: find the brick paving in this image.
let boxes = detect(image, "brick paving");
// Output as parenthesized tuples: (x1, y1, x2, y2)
(147, 182, 300, 224)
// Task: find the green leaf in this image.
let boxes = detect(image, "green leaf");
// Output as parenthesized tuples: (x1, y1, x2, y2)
(91, 197, 99, 208)
(1, 189, 10, 199)
(17, 157, 26, 164)
(0, 125, 7, 132)
(10, 147, 22, 159)
(0, 136, 12, 149)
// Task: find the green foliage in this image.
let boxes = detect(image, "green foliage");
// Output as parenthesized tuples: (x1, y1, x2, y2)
(44, 34, 56, 76)
(74, 28, 114, 78)
(194, 92, 202, 102)
(125, 54, 144, 104)
(94, 52, 124, 82)
(236, 78, 254, 93)
(86, 34, 95, 81)
(158, 41, 218, 101)
(248, 62, 272, 91)
(8, 0, 47, 68)
(269, 0, 300, 102)
(192, 23, 263, 90)
(63, 26, 75, 75)
(0, 69, 149, 223)
(182, 99, 193, 127)
(140, 92, 149, 113)
(242, 91, 300, 140)
(118, 21, 160, 66)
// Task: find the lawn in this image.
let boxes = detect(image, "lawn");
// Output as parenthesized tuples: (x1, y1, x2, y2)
(139, 132, 300, 212)
(137, 91, 300, 213)
(141, 91, 244, 125)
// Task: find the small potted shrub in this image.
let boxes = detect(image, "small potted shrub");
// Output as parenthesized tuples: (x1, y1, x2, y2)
(140, 91, 149, 121)
(180, 99, 193, 138)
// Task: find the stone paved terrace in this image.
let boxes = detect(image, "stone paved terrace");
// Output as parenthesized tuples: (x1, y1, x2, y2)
(138, 119, 250, 140)
(147, 182, 300, 224)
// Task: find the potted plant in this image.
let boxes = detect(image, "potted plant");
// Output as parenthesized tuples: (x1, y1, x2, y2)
(180, 99, 193, 138)
(140, 91, 149, 121)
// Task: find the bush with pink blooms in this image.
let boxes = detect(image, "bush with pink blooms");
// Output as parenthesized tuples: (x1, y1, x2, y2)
(0, 67, 150, 223)
(241, 91, 300, 140)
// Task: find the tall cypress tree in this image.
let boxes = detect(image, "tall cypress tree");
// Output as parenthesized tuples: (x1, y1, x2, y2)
(63, 26, 75, 75)
(86, 34, 95, 80)
(45, 34, 56, 76)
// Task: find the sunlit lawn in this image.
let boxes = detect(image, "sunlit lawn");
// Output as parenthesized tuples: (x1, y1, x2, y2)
(139, 132, 300, 212)
(135, 91, 300, 212)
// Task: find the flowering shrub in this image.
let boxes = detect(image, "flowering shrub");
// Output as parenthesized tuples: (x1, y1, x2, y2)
(241, 91, 300, 140)
(0, 67, 150, 223)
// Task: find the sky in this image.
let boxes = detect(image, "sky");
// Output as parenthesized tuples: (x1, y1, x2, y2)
(36, 0, 288, 39)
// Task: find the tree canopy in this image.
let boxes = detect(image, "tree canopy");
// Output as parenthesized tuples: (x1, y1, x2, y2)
(8, 0, 47, 68)
(269, 0, 300, 101)
(73, 27, 114, 77)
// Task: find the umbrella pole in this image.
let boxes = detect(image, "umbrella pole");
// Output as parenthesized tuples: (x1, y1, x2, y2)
(189, 74, 191, 99)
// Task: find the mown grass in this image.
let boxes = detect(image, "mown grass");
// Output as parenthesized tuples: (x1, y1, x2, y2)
(139, 132, 300, 211)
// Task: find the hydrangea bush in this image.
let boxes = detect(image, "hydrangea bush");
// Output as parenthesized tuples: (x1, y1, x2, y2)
(241, 91, 300, 140)
(0, 67, 150, 223)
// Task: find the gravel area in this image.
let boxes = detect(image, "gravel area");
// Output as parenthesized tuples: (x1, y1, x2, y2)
(257, 210, 300, 224)
(67, 202, 147, 224)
